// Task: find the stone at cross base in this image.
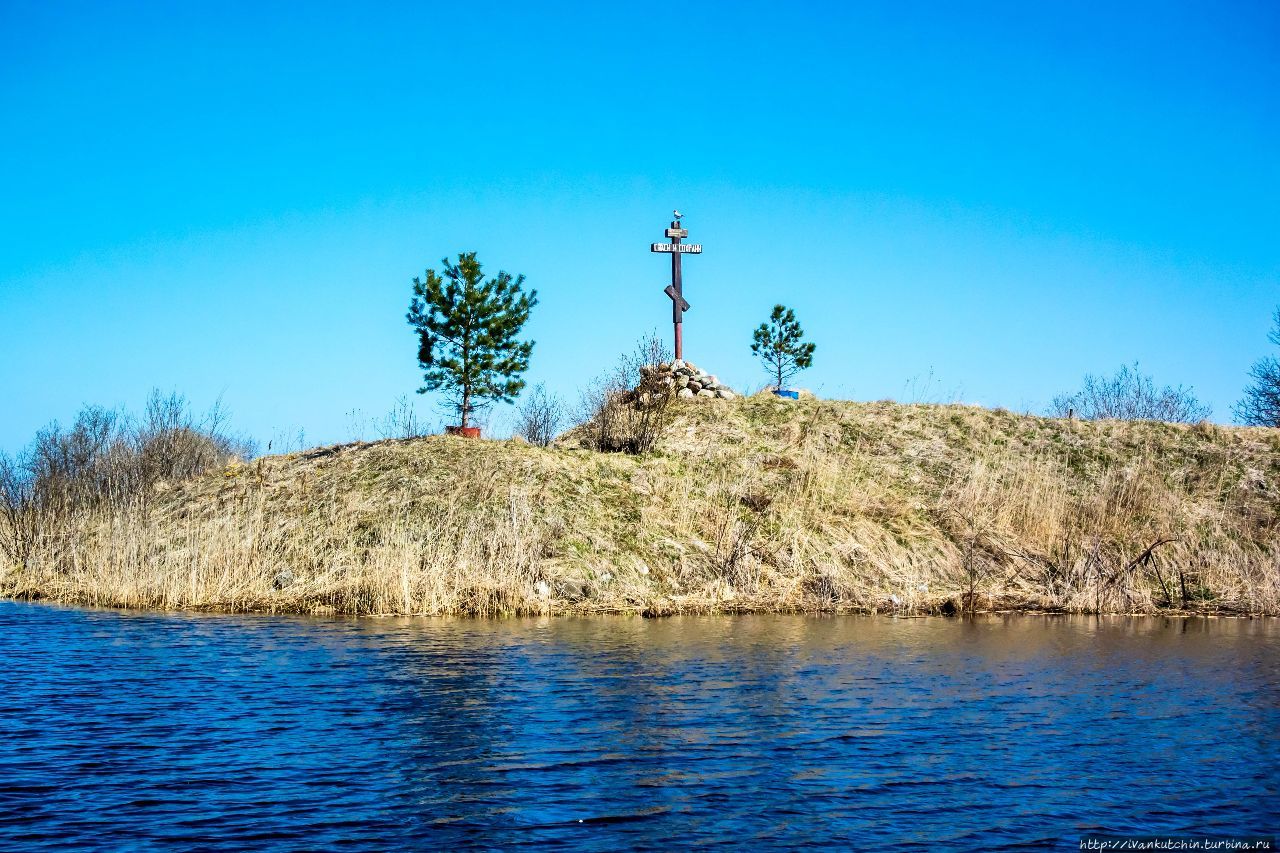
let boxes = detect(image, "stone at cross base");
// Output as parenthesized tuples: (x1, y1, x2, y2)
(637, 359, 737, 400)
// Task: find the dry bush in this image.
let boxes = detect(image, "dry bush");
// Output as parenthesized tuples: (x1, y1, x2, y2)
(515, 383, 565, 447)
(579, 375, 676, 455)
(0, 391, 253, 566)
(0, 455, 35, 565)
(576, 333, 676, 454)
(345, 398, 431, 442)
(1234, 307, 1280, 427)
(374, 397, 429, 440)
(137, 393, 250, 481)
(1050, 362, 1210, 423)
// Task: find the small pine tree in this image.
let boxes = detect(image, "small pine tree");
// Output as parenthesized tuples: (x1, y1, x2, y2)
(751, 304, 816, 390)
(1235, 308, 1280, 427)
(406, 252, 538, 428)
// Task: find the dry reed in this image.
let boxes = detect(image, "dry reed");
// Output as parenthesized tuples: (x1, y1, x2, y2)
(3, 397, 1278, 616)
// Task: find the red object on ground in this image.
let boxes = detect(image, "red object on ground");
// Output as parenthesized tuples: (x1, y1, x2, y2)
(445, 426, 482, 439)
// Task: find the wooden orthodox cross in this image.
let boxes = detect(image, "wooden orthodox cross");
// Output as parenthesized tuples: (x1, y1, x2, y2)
(650, 210, 701, 360)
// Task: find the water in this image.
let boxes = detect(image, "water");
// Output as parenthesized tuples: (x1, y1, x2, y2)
(1, 602, 1276, 850)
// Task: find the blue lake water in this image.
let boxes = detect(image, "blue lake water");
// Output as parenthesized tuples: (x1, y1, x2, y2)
(1, 602, 1276, 849)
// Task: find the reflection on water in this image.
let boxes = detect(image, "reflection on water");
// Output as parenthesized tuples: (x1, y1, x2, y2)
(1, 603, 1276, 849)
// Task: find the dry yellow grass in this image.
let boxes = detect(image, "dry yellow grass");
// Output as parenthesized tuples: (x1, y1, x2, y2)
(3, 396, 1278, 616)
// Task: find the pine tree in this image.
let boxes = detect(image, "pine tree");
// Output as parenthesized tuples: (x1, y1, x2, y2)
(751, 304, 816, 390)
(1234, 308, 1280, 427)
(407, 252, 538, 428)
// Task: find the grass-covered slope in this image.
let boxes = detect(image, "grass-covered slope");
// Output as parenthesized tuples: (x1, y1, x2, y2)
(5, 396, 1278, 615)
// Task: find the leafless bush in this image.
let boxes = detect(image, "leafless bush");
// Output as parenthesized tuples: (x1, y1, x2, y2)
(0, 390, 253, 564)
(137, 392, 249, 482)
(264, 428, 308, 455)
(375, 397, 429, 440)
(345, 399, 431, 442)
(630, 331, 672, 377)
(584, 379, 675, 454)
(515, 384, 565, 447)
(0, 454, 35, 565)
(577, 333, 676, 454)
(902, 368, 964, 404)
(1234, 308, 1280, 427)
(344, 408, 368, 442)
(1049, 362, 1210, 423)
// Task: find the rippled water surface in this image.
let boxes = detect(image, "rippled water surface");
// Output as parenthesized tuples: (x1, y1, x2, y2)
(1, 602, 1277, 849)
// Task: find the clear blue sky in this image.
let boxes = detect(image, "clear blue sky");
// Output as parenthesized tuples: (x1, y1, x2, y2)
(2, 0, 1277, 451)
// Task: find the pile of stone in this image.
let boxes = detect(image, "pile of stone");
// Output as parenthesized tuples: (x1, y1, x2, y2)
(639, 359, 737, 400)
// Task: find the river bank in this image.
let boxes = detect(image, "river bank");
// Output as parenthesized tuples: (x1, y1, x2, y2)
(3, 396, 1278, 616)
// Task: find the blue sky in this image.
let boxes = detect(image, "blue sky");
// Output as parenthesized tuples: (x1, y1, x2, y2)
(2, 0, 1277, 450)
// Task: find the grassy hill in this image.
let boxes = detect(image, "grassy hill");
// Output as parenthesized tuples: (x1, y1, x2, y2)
(4, 395, 1278, 616)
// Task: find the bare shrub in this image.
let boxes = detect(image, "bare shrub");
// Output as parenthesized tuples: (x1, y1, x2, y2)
(515, 383, 565, 447)
(902, 368, 964, 405)
(344, 408, 368, 442)
(579, 376, 675, 455)
(1049, 362, 1210, 423)
(344, 398, 431, 442)
(1235, 308, 1280, 427)
(264, 428, 308, 455)
(137, 393, 250, 482)
(375, 397, 429, 440)
(0, 390, 253, 565)
(629, 331, 672, 377)
(577, 333, 676, 454)
(0, 454, 35, 565)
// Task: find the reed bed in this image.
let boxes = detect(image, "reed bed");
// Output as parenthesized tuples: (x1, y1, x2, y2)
(3, 397, 1278, 616)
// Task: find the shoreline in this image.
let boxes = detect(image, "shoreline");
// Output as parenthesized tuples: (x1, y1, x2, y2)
(4, 592, 1275, 620)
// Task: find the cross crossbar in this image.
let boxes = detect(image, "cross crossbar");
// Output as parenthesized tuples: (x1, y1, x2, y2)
(664, 284, 690, 312)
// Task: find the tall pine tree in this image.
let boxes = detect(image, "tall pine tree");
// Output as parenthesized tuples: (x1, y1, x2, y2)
(407, 252, 538, 428)
(751, 304, 816, 390)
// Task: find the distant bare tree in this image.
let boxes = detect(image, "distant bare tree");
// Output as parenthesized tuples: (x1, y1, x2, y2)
(1049, 363, 1210, 423)
(515, 383, 565, 447)
(1234, 308, 1280, 427)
